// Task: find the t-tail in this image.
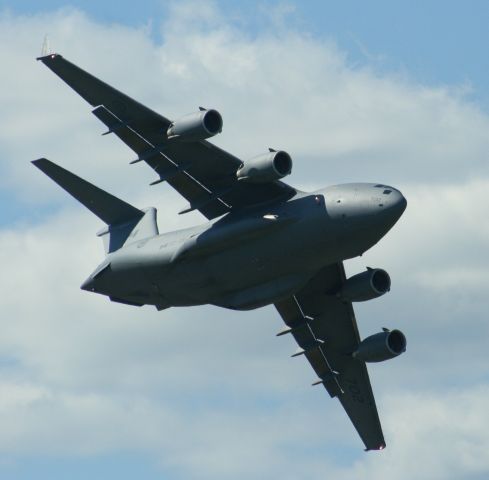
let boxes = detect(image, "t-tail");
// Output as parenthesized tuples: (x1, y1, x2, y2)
(32, 158, 158, 253)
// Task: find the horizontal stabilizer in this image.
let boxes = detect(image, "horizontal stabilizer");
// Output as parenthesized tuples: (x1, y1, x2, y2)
(32, 158, 144, 225)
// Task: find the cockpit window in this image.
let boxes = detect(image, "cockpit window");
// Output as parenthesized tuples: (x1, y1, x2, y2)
(383, 189, 392, 195)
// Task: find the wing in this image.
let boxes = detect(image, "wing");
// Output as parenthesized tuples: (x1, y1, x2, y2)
(38, 54, 295, 219)
(274, 263, 385, 451)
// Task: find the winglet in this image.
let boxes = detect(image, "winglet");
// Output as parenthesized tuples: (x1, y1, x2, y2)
(39, 35, 52, 58)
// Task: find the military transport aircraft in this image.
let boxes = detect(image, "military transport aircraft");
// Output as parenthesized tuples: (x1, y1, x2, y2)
(34, 53, 407, 451)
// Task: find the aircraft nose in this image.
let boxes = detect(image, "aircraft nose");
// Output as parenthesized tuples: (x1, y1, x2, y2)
(387, 188, 407, 217)
(376, 186, 407, 226)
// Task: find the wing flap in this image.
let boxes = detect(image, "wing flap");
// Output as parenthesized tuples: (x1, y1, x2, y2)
(275, 263, 386, 451)
(92, 105, 233, 218)
(275, 297, 343, 398)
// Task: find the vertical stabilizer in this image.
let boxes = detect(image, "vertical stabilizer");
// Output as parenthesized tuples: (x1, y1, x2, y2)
(97, 207, 159, 253)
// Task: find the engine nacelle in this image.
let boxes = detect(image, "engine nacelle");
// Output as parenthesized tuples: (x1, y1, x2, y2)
(237, 150, 292, 183)
(167, 109, 223, 141)
(353, 329, 406, 363)
(340, 268, 391, 302)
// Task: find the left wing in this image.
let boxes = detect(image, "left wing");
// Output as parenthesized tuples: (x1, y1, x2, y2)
(37, 54, 295, 219)
(275, 263, 386, 451)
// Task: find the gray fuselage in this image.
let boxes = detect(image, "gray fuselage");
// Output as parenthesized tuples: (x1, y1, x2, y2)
(82, 183, 406, 310)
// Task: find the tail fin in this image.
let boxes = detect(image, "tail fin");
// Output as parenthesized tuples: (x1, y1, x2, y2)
(32, 158, 158, 253)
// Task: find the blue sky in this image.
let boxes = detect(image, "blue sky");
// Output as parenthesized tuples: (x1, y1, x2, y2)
(2, 0, 488, 105)
(1, 0, 488, 224)
(0, 1, 489, 479)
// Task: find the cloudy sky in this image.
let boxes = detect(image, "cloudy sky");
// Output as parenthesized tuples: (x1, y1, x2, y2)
(0, 1, 488, 479)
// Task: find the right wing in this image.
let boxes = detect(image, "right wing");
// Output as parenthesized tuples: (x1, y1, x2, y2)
(38, 54, 296, 219)
(275, 263, 386, 451)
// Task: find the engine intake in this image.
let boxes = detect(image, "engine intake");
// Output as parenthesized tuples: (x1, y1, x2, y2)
(167, 109, 223, 142)
(353, 329, 406, 363)
(237, 150, 292, 183)
(340, 268, 390, 302)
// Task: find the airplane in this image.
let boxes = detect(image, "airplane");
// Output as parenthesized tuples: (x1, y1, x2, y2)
(34, 52, 407, 451)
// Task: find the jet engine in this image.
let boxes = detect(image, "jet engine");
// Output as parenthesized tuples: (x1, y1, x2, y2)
(237, 150, 292, 183)
(352, 329, 406, 363)
(167, 109, 223, 141)
(340, 268, 391, 302)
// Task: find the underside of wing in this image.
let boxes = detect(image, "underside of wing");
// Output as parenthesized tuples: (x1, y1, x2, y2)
(38, 54, 296, 219)
(275, 263, 386, 451)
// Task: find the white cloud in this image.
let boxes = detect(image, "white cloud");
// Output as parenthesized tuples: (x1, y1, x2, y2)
(340, 387, 489, 480)
(1, 2, 489, 479)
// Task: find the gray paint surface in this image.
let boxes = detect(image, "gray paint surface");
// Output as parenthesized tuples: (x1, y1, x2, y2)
(34, 54, 407, 451)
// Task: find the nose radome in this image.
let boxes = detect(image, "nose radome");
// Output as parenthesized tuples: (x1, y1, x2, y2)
(377, 186, 407, 226)
(389, 188, 407, 215)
